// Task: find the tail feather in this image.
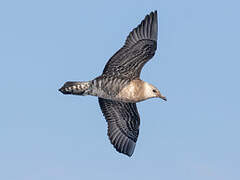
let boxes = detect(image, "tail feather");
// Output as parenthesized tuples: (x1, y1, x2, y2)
(59, 81, 91, 95)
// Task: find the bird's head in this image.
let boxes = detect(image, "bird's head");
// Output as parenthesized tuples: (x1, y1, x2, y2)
(144, 82, 167, 101)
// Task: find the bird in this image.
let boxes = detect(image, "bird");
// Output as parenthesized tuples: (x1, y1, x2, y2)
(59, 10, 166, 157)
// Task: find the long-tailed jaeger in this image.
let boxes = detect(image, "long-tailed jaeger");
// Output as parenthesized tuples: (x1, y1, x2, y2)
(59, 11, 166, 157)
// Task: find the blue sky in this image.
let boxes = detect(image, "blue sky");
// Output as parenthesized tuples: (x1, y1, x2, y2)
(0, 0, 240, 179)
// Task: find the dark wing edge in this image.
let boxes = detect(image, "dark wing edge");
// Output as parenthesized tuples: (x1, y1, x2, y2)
(125, 10, 158, 48)
(102, 11, 158, 78)
(98, 98, 140, 157)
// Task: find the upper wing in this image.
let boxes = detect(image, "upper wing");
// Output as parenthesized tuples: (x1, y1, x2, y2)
(102, 11, 158, 79)
(98, 98, 140, 157)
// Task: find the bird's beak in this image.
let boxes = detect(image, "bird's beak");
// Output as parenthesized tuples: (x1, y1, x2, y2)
(159, 94, 167, 101)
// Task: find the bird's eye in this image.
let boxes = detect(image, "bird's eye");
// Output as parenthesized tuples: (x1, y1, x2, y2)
(152, 89, 157, 93)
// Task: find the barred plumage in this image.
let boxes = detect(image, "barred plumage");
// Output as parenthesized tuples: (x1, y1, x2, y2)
(59, 81, 91, 95)
(59, 11, 167, 157)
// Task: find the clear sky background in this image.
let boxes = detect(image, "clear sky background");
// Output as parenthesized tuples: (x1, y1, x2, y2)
(0, 0, 239, 179)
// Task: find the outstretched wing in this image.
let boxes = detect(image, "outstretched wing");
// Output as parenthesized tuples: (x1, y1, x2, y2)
(98, 98, 140, 157)
(102, 11, 158, 79)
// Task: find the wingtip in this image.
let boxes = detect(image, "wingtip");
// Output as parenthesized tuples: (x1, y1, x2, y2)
(111, 136, 136, 157)
(151, 10, 157, 13)
(114, 143, 135, 157)
(149, 10, 157, 16)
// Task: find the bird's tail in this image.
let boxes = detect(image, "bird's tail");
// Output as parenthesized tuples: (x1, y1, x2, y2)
(59, 81, 91, 95)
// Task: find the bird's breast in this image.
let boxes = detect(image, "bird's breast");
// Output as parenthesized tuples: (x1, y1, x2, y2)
(115, 79, 146, 103)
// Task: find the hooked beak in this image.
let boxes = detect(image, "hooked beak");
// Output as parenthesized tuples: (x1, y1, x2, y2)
(159, 94, 167, 101)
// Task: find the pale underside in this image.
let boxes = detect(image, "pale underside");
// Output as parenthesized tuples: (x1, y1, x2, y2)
(115, 79, 156, 103)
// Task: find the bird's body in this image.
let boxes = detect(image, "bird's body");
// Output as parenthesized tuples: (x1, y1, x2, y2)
(59, 11, 166, 156)
(61, 78, 163, 103)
